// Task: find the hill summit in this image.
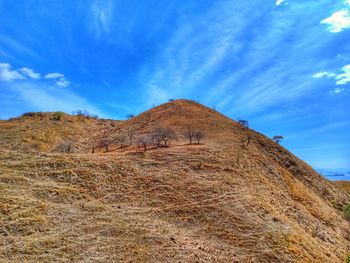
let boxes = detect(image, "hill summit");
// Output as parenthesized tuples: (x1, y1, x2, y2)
(0, 99, 349, 262)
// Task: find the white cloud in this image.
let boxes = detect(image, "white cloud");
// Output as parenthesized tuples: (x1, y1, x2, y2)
(0, 63, 25, 81)
(0, 62, 70, 87)
(55, 79, 70, 88)
(346, 0, 350, 5)
(45, 72, 70, 87)
(19, 67, 41, 79)
(312, 72, 336, 78)
(321, 9, 350, 33)
(275, 0, 287, 6)
(335, 64, 350, 85)
(45, 72, 64, 79)
(313, 65, 350, 88)
(330, 87, 345, 94)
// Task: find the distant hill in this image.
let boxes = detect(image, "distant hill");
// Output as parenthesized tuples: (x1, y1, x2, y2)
(0, 99, 349, 262)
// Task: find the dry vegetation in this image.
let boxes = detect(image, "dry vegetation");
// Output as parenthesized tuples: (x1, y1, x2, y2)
(0, 99, 349, 262)
(336, 181, 350, 194)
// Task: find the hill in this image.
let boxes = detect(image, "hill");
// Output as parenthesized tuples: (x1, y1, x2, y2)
(0, 99, 349, 262)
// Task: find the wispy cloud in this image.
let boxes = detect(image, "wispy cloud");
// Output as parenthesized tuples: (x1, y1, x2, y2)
(45, 72, 64, 79)
(90, 0, 114, 37)
(321, 9, 350, 33)
(330, 87, 345, 94)
(139, 1, 248, 106)
(19, 67, 41, 79)
(312, 72, 336, 78)
(0, 35, 41, 60)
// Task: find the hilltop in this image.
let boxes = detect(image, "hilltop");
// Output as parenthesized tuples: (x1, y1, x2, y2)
(0, 99, 349, 262)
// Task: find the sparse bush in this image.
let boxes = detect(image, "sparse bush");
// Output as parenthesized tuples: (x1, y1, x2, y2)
(346, 254, 350, 263)
(344, 203, 350, 221)
(54, 141, 74, 153)
(238, 119, 249, 128)
(126, 114, 135, 120)
(272, 135, 284, 144)
(99, 138, 110, 152)
(241, 134, 252, 148)
(21, 112, 38, 117)
(20, 112, 46, 119)
(52, 111, 64, 121)
(72, 110, 98, 120)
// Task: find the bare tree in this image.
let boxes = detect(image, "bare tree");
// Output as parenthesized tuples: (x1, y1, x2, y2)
(126, 126, 136, 145)
(160, 128, 176, 147)
(113, 134, 128, 148)
(238, 120, 249, 128)
(137, 134, 153, 152)
(152, 126, 176, 147)
(99, 138, 110, 152)
(272, 135, 284, 144)
(151, 127, 163, 147)
(184, 127, 195, 144)
(92, 138, 110, 153)
(194, 130, 205, 144)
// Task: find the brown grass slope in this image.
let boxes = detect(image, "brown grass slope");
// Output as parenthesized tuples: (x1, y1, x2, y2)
(0, 112, 118, 153)
(0, 99, 349, 263)
(336, 181, 350, 194)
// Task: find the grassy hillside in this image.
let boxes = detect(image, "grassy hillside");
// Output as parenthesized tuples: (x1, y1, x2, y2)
(0, 112, 119, 153)
(0, 100, 349, 262)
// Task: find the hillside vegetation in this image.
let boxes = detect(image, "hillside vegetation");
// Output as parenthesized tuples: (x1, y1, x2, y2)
(0, 99, 349, 262)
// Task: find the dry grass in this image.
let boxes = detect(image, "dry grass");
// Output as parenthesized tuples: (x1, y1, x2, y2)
(0, 100, 349, 262)
(335, 181, 350, 194)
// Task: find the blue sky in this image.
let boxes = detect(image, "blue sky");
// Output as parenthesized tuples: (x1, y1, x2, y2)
(0, 0, 349, 169)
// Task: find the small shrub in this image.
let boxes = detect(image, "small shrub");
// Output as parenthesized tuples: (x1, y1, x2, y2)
(52, 111, 64, 121)
(344, 203, 350, 221)
(21, 112, 37, 117)
(238, 119, 249, 128)
(126, 114, 135, 120)
(54, 141, 74, 153)
(346, 254, 350, 263)
(273, 135, 284, 144)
